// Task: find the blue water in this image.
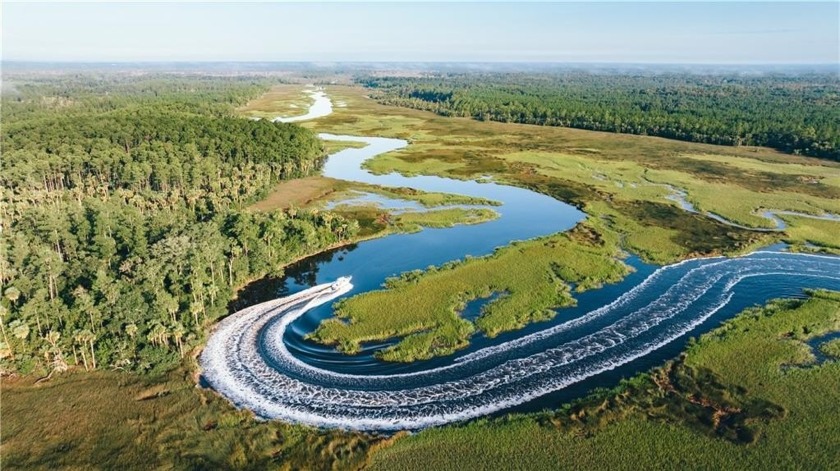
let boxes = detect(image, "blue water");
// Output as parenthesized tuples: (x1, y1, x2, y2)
(324, 192, 428, 213)
(804, 331, 840, 366)
(215, 250, 840, 430)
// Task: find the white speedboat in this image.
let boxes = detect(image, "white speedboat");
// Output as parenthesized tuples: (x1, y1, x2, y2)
(329, 276, 352, 292)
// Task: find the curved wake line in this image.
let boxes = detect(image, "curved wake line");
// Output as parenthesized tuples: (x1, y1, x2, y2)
(200, 251, 840, 430)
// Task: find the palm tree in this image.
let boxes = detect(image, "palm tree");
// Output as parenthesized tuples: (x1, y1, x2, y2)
(171, 323, 185, 358)
(4, 287, 20, 306)
(80, 329, 96, 370)
(125, 323, 138, 339)
(43, 330, 66, 371)
(73, 329, 96, 370)
(147, 323, 170, 349)
(73, 330, 89, 370)
(189, 302, 203, 327)
(11, 321, 29, 340)
(0, 305, 12, 360)
(45, 330, 60, 349)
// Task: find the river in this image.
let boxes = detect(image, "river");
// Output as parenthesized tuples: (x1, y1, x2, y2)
(200, 89, 840, 431)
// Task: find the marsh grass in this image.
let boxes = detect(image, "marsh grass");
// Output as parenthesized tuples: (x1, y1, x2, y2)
(309, 219, 630, 361)
(324, 205, 498, 242)
(236, 84, 315, 119)
(329, 182, 501, 209)
(367, 291, 840, 470)
(781, 215, 840, 254)
(247, 84, 831, 362)
(308, 86, 839, 252)
(251, 176, 500, 214)
(322, 138, 369, 154)
(0, 367, 386, 470)
(5, 291, 837, 469)
(393, 208, 499, 232)
(820, 339, 840, 358)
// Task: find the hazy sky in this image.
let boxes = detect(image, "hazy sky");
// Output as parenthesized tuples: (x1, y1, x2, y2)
(3, 2, 838, 63)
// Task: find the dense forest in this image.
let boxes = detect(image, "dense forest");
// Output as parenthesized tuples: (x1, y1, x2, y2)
(0, 75, 358, 375)
(363, 73, 840, 160)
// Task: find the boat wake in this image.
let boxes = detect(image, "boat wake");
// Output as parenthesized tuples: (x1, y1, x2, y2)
(200, 251, 840, 430)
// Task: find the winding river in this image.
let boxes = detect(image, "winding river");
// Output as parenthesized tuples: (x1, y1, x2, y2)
(200, 90, 840, 431)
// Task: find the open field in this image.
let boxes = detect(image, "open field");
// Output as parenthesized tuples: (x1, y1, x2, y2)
(249, 176, 343, 211)
(0, 367, 385, 470)
(4, 291, 837, 469)
(367, 290, 840, 470)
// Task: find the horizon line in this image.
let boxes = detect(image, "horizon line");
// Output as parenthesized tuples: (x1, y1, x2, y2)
(3, 60, 838, 66)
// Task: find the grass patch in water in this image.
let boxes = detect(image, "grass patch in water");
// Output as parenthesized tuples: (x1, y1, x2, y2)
(236, 84, 316, 119)
(253, 175, 500, 213)
(322, 139, 368, 154)
(393, 208, 499, 232)
(781, 215, 840, 254)
(309, 219, 630, 362)
(336, 182, 501, 209)
(367, 290, 840, 470)
(326, 205, 499, 241)
(819, 339, 840, 359)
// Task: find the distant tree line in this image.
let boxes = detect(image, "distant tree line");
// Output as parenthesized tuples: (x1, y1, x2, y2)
(0, 76, 358, 374)
(362, 73, 840, 160)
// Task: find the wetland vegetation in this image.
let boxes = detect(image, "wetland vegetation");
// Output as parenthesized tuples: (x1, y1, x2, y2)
(298, 84, 839, 361)
(3, 72, 840, 469)
(310, 222, 630, 361)
(4, 289, 838, 469)
(365, 73, 840, 160)
(366, 290, 840, 470)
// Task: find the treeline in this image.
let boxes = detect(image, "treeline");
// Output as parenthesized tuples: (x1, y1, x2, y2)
(0, 75, 358, 375)
(3, 74, 271, 120)
(363, 73, 840, 160)
(3, 111, 324, 200)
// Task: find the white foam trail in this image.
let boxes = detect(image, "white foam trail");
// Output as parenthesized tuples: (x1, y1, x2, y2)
(200, 252, 840, 430)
